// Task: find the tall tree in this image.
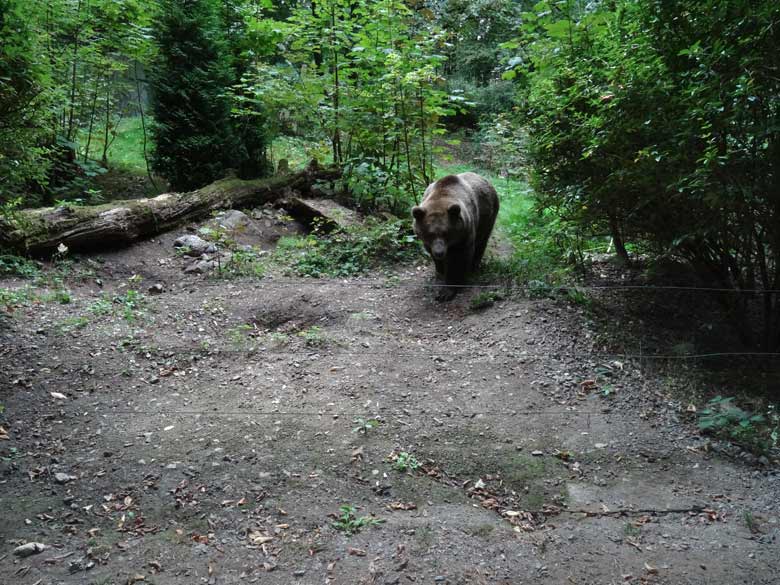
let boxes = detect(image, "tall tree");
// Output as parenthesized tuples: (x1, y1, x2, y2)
(150, 0, 239, 191)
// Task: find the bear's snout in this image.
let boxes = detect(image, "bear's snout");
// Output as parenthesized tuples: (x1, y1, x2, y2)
(430, 239, 447, 260)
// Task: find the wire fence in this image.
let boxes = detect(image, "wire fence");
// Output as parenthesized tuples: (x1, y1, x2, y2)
(191, 276, 780, 294)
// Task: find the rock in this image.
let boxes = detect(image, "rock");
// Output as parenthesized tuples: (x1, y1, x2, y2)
(286, 197, 358, 232)
(293, 569, 306, 577)
(211, 210, 255, 233)
(184, 259, 216, 274)
(531, 450, 544, 457)
(173, 234, 216, 257)
(54, 472, 77, 484)
(13, 542, 48, 557)
(758, 455, 769, 466)
(148, 283, 164, 294)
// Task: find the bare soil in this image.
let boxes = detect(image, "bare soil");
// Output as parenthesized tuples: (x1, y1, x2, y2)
(1, 212, 778, 585)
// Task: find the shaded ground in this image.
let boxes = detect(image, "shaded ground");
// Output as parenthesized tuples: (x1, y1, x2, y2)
(1, 211, 778, 585)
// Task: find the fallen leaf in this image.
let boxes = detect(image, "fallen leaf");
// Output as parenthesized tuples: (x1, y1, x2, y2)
(248, 531, 274, 545)
(644, 562, 658, 575)
(387, 502, 417, 511)
(348, 547, 367, 556)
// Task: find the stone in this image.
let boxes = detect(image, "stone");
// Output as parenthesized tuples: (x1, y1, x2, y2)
(184, 259, 216, 274)
(173, 234, 216, 257)
(54, 472, 76, 484)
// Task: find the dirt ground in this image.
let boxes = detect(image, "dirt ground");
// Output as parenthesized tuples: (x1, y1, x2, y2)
(1, 209, 778, 585)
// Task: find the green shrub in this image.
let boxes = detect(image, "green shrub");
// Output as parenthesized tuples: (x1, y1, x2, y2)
(275, 218, 422, 278)
(508, 0, 780, 349)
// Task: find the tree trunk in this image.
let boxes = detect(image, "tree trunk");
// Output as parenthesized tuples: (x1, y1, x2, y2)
(608, 214, 630, 264)
(0, 163, 339, 255)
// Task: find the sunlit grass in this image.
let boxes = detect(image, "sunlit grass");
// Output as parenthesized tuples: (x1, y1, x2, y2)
(77, 117, 148, 173)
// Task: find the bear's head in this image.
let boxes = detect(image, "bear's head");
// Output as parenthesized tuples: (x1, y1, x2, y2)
(412, 200, 465, 261)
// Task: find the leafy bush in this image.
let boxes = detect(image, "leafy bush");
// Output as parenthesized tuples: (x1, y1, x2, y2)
(0, 255, 40, 278)
(698, 396, 779, 455)
(508, 0, 780, 349)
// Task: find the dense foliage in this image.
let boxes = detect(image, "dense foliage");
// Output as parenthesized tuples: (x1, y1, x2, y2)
(232, 0, 457, 212)
(1, 0, 156, 206)
(509, 0, 780, 350)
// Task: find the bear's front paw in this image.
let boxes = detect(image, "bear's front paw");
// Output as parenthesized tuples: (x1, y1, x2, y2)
(434, 285, 458, 302)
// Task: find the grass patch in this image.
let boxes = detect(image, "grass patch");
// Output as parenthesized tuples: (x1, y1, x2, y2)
(273, 217, 422, 278)
(76, 117, 148, 173)
(270, 136, 333, 171)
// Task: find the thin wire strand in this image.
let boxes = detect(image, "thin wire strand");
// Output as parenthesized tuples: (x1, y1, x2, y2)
(114, 345, 780, 361)
(189, 277, 780, 294)
(42, 409, 608, 417)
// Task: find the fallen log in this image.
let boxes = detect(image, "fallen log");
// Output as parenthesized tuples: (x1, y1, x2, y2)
(0, 162, 340, 255)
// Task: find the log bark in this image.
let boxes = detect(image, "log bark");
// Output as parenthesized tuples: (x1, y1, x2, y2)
(0, 163, 340, 255)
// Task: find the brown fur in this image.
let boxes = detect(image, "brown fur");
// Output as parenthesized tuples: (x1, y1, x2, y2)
(412, 172, 499, 300)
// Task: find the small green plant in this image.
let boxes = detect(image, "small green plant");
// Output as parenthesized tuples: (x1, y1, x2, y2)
(217, 248, 266, 279)
(88, 298, 113, 316)
(352, 418, 380, 434)
(1, 446, 20, 463)
(393, 451, 421, 473)
(331, 505, 384, 535)
(743, 510, 760, 534)
(623, 522, 641, 538)
(564, 287, 590, 307)
(42, 288, 71, 304)
(0, 255, 40, 278)
(299, 325, 326, 347)
(526, 279, 553, 299)
(115, 289, 143, 323)
(227, 324, 254, 346)
(57, 315, 90, 333)
(267, 331, 290, 346)
(698, 396, 777, 454)
(0, 287, 38, 309)
(469, 290, 504, 311)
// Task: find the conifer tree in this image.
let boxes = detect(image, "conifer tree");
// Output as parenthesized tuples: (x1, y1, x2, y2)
(150, 0, 239, 191)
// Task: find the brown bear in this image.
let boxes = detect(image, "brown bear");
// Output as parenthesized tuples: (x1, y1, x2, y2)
(412, 172, 499, 300)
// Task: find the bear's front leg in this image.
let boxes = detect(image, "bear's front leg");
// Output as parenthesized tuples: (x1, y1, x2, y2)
(437, 251, 471, 302)
(433, 259, 455, 301)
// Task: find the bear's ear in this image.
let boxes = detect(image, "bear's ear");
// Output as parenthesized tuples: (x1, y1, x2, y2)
(412, 206, 426, 221)
(447, 203, 461, 218)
